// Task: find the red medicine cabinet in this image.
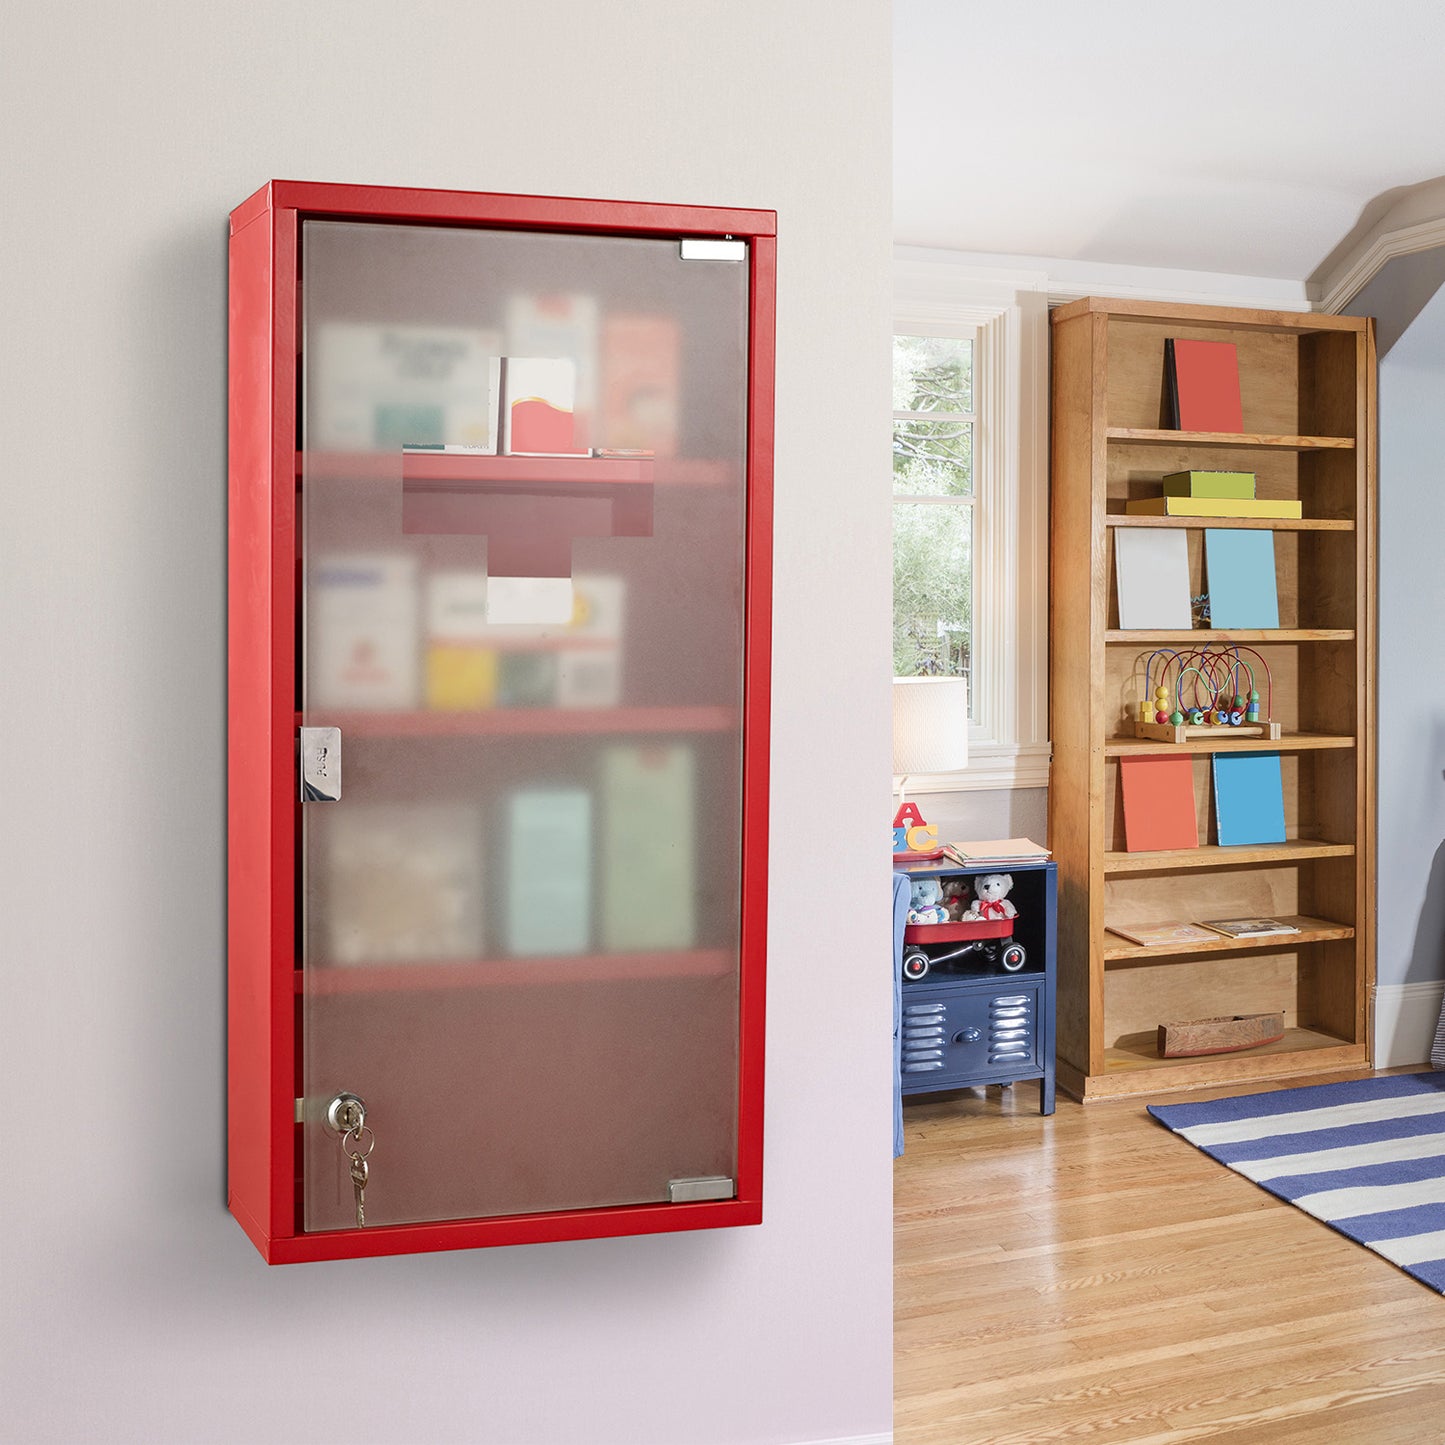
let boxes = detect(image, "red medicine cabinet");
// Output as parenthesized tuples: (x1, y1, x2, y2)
(228, 181, 774, 1263)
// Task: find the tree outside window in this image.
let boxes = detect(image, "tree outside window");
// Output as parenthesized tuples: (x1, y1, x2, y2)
(892, 333, 974, 698)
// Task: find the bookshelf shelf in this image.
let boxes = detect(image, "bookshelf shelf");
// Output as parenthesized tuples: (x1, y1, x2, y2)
(1103, 915, 1355, 963)
(1105, 515, 1354, 532)
(1092, 1027, 1359, 1088)
(1104, 629, 1353, 644)
(1050, 297, 1376, 1101)
(1103, 840, 1355, 874)
(1104, 732, 1354, 757)
(1105, 427, 1354, 451)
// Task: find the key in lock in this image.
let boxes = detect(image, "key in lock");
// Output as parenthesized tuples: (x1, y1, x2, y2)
(323, 1092, 373, 1228)
(325, 1091, 366, 1136)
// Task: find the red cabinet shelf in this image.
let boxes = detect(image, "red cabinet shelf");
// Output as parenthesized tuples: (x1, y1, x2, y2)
(300, 451, 730, 487)
(298, 706, 737, 738)
(299, 949, 734, 996)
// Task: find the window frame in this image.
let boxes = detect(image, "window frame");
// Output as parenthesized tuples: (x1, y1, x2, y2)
(893, 252, 1050, 791)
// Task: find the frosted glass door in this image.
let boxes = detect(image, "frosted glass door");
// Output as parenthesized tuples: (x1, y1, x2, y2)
(298, 220, 749, 1231)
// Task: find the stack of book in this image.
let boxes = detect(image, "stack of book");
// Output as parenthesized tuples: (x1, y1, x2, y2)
(943, 838, 1049, 867)
(895, 838, 1051, 874)
(1126, 470, 1302, 521)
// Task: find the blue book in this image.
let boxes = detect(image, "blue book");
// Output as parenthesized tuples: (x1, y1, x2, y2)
(1212, 753, 1286, 846)
(506, 789, 592, 955)
(1204, 529, 1279, 629)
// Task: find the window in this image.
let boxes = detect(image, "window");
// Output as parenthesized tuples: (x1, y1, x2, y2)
(892, 333, 975, 690)
(892, 253, 1051, 790)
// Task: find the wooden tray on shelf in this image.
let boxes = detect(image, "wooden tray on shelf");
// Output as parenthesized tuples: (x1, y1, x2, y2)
(1157, 1011, 1286, 1058)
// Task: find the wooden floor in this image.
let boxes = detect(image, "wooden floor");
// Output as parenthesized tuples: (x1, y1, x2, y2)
(895, 1070, 1445, 1444)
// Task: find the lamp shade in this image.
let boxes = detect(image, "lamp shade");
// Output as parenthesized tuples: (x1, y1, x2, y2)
(892, 676, 969, 775)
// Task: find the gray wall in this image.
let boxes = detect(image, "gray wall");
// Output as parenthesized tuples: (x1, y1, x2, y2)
(1350, 247, 1445, 356)
(0, 6, 894, 1443)
(1376, 277, 1445, 988)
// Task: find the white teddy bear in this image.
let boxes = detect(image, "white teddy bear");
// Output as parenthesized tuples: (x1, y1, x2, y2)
(962, 873, 1017, 922)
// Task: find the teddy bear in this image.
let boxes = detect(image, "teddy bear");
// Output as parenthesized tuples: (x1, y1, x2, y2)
(907, 876, 950, 925)
(962, 873, 1017, 922)
(940, 878, 971, 922)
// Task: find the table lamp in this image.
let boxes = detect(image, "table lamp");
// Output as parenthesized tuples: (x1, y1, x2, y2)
(892, 676, 969, 812)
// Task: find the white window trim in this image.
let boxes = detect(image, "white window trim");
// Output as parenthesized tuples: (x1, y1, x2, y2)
(893, 251, 1051, 791)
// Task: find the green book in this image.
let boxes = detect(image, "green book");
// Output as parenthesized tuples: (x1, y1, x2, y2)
(1163, 470, 1257, 500)
(600, 744, 696, 952)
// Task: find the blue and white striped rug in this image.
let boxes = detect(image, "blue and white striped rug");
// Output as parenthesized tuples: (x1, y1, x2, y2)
(1150, 1071, 1445, 1293)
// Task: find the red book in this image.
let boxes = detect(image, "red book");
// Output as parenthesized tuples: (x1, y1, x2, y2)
(1119, 754, 1198, 853)
(1166, 339, 1243, 432)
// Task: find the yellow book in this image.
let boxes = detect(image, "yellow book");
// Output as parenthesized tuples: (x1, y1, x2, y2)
(1125, 496, 1303, 519)
(426, 643, 498, 710)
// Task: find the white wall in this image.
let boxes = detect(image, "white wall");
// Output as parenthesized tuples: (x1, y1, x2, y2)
(0, 7, 894, 1444)
(1376, 280, 1445, 994)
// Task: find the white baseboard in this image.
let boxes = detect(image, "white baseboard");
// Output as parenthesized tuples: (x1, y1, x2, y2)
(1373, 981, 1445, 1068)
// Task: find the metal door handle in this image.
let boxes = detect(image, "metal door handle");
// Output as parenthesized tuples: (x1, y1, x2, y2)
(301, 727, 342, 802)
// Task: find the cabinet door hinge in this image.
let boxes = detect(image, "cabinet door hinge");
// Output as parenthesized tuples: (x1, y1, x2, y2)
(679, 238, 746, 262)
(667, 1176, 736, 1203)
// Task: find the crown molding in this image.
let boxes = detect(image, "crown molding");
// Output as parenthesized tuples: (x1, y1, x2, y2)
(1310, 176, 1445, 313)
(1044, 280, 1309, 311)
(1317, 215, 1445, 315)
(893, 244, 1309, 314)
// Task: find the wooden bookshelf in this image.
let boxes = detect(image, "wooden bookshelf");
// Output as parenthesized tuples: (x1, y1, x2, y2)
(1049, 297, 1376, 1101)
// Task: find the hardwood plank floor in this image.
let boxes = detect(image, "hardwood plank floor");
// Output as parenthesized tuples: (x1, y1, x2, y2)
(895, 1071, 1445, 1443)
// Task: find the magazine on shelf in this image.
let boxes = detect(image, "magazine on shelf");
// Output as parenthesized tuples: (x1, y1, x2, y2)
(1199, 916, 1302, 939)
(1105, 921, 1220, 948)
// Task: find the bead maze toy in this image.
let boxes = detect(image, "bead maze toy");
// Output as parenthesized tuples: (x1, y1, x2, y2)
(1132, 645, 1281, 743)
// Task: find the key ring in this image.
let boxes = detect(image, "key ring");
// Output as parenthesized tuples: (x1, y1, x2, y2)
(342, 1124, 375, 1160)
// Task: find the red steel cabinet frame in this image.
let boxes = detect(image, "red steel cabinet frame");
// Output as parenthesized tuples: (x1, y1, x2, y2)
(228, 181, 774, 1263)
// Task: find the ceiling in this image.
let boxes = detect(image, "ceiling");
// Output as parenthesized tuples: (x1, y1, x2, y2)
(894, 0, 1445, 281)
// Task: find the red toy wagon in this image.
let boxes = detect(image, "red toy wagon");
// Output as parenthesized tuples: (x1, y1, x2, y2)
(901, 917, 1026, 982)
